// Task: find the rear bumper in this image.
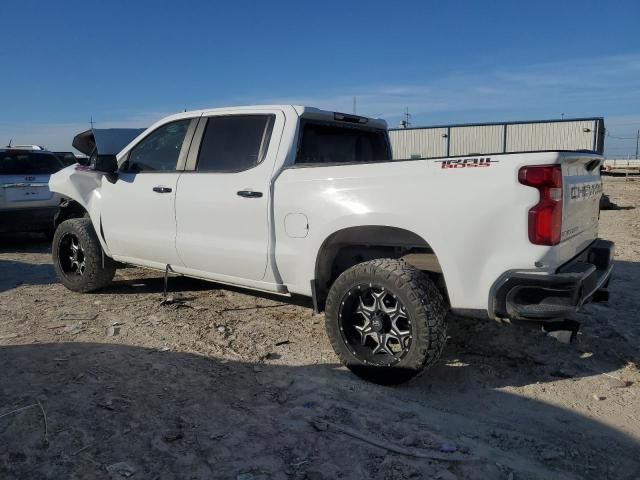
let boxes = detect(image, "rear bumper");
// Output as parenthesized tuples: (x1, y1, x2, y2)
(491, 239, 614, 322)
(0, 206, 58, 233)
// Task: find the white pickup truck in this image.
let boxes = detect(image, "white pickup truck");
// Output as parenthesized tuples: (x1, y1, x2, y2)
(49, 105, 614, 384)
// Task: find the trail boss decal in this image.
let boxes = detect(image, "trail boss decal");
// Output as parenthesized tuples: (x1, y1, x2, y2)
(435, 157, 497, 169)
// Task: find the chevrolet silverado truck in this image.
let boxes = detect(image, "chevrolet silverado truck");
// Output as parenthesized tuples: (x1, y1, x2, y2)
(48, 105, 614, 384)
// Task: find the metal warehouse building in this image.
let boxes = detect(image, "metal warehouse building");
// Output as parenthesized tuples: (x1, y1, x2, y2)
(388, 117, 605, 160)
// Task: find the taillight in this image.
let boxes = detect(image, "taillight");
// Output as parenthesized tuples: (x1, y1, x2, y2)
(518, 165, 563, 246)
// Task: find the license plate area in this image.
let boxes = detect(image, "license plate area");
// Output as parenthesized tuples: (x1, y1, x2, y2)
(4, 184, 52, 202)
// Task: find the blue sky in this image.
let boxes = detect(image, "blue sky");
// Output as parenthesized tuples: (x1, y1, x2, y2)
(1, 0, 639, 156)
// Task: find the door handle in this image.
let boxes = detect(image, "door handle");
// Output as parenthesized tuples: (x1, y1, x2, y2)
(153, 186, 172, 193)
(237, 190, 263, 198)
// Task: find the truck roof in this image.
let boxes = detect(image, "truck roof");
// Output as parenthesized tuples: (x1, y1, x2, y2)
(158, 105, 388, 130)
(109, 105, 388, 160)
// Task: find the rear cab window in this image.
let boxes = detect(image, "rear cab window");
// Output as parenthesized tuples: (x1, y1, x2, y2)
(295, 122, 391, 165)
(196, 115, 275, 172)
(0, 151, 64, 175)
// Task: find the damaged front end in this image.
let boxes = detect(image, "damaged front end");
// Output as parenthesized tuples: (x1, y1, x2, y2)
(49, 127, 144, 251)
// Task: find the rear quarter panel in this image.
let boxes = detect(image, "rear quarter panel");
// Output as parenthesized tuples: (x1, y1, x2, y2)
(274, 152, 577, 311)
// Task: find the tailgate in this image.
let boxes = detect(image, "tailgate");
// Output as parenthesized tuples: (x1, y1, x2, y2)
(559, 153, 603, 259)
(0, 151, 63, 210)
(0, 174, 55, 208)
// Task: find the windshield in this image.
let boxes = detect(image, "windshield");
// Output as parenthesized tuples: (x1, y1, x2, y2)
(296, 122, 391, 164)
(0, 151, 65, 175)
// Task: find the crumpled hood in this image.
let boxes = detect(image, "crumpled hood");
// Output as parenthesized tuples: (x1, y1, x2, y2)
(72, 128, 145, 156)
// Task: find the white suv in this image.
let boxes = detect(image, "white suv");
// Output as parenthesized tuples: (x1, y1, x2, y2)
(0, 148, 65, 236)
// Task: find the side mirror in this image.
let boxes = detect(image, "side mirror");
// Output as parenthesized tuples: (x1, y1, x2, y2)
(91, 154, 118, 173)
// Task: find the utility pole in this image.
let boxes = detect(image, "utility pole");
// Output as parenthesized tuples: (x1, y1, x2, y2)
(636, 129, 639, 160)
(398, 107, 412, 128)
(404, 107, 411, 127)
(353, 96, 357, 114)
(89, 116, 95, 129)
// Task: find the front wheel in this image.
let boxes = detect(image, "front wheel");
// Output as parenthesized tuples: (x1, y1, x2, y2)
(52, 218, 116, 292)
(325, 259, 448, 385)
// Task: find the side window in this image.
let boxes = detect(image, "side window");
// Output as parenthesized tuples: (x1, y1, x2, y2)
(196, 115, 274, 172)
(124, 119, 191, 172)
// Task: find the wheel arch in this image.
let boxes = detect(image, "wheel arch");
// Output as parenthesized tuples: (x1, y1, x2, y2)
(313, 225, 448, 311)
(49, 164, 110, 250)
(54, 198, 89, 228)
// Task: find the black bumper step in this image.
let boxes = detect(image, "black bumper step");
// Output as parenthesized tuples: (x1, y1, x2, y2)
(492, 239, 614, 322)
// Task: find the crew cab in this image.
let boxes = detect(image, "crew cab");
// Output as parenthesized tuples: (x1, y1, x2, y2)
(48, 105, 613, 384)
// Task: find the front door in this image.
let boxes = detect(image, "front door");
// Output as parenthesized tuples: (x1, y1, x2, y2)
(100, 118, 195, 268)
(175, 111, 283, 282)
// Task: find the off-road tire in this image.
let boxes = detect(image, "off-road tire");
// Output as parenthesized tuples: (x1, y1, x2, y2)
(325, 258, 448, 385)
(52, 218, 116, 292)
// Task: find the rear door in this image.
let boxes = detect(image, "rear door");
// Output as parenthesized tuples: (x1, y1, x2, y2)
(100, 118, 197, 268)
(175, 110, 283, 281)
(0, 151, 63, 211)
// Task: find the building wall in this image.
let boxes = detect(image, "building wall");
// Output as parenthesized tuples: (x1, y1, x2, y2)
(449, 124, 504, 156)
(389, 118, 603, 159)
(389, 127, 447, 159)
(505, 120, 596, 152)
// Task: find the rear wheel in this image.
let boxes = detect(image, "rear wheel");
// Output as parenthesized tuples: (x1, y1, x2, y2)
(325, 259, 448, 384)
(52, 218, 116, 292)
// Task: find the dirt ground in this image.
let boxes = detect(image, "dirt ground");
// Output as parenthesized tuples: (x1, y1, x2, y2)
(1, 176, 639, 480)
